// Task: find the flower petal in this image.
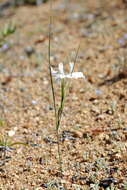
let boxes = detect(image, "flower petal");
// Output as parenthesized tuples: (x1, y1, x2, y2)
(71, 72, 85, 79)
(51, 67, 57, 75)
(54, 74, 66, 81)
(58, 63, 64, 74)
(69, 62, 74, 73)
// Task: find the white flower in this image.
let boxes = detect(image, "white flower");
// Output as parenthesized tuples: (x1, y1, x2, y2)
(51, 62, 85, 80)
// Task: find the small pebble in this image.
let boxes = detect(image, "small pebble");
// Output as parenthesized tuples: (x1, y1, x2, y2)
(0, 43, 10, 52)
(95, 89, 103, 96)
(24, 46, 35, 57)
(31, 100, 38, 105)
(117, 38, 125, 46)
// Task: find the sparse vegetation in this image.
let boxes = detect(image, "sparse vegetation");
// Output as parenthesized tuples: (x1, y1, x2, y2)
(0, 0, 127, 189)
(0, 22, 16, 47)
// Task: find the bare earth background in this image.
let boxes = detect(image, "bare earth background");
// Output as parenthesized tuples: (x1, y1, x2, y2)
(0, 0, 127, 189)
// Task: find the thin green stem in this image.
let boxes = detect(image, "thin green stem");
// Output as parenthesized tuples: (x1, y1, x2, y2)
(48, 0, 57, 118)
(55, 79, 66, 173)
(48, 0, 63, 174)
(56, 129, 63, 174)
(71, 43, 80, 73)
(56, 80, 65, 129)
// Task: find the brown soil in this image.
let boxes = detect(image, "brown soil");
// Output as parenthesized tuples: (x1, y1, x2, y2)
(0, 0, 127, 189)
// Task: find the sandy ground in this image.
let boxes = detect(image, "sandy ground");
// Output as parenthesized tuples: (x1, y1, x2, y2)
(0, 0, 127, 189)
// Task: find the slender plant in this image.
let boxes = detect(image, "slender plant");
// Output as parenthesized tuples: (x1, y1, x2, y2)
(48, 0, 62, 173)
(0, 22, 16, 47)
(0, 133, 28, 160)
(48, 0, 85, 175)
